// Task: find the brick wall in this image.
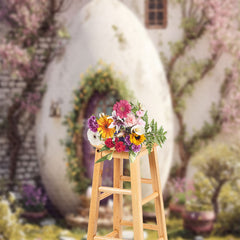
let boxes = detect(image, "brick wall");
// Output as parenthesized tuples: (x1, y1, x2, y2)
(0, 37, 55, 191)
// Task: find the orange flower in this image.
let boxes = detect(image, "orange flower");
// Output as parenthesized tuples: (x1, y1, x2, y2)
(97, 115, 115, 139)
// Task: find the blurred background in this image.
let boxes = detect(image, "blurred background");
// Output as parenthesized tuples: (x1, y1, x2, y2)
(0, 0, 240, 239)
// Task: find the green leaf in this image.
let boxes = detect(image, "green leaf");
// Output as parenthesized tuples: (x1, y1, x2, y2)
(154, 121, 158, 132)
(129, 151, 137, 163)
(57, 27, 70, 39)
(95, 152, 113, 164)
(106, 152, 113, 160)
(99, 145, 110, 152)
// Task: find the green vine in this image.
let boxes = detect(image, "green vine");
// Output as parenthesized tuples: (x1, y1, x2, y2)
(162, 0, 222, 177)
(62, 60, 131, 194)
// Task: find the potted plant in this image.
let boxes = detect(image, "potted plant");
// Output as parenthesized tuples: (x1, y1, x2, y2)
(183, 197, 215, 234)
(168, 178, 194, 218)
(183, 143, 240, 234)
(182, 170, 216, 234)
(20, 184, 48, 220)
(191, 143, 240, 219)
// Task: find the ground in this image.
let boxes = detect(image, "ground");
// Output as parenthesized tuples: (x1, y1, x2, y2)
(20, 218, 240, 240)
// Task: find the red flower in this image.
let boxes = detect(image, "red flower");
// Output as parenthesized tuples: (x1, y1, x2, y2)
(115, 141, 125, 152)
(105, 138, 114, 148)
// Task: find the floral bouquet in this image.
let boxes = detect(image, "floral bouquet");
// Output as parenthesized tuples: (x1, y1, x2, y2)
(87, 100, 167, 163)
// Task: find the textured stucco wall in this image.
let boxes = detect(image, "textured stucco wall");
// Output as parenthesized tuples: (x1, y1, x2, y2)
(35, 0, 174, 214)
(1, 0, 234, 215)
(62, 0, 233, 163)
(118, 0, 234, 166)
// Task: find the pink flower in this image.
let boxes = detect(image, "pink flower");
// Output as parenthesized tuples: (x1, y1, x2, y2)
(137, 118, 146, 127)
(125, 113, 137, 127)
(113, 100, 131, 119)
(136, 110, 145, 117)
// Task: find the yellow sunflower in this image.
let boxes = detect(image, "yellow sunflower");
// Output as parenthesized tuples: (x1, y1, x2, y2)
(129, 133, 146, 146)
(97, 115, 115, 139)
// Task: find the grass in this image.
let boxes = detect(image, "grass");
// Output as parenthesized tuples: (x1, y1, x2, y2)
(19, 217, 240, 240)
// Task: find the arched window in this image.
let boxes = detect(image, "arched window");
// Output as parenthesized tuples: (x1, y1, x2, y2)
(145, 0, 167, 29)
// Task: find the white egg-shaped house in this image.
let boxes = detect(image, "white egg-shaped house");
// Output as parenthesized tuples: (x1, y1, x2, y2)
(35, 0, 174, 215)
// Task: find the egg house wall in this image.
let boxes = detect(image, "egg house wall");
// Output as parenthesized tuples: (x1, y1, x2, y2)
(35, 0, 174, 214)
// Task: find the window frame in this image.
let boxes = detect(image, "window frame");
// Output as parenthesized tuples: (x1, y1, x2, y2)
(145, 0, 168, 29)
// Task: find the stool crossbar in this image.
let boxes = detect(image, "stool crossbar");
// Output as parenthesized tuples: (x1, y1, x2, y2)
(87, 145, 168, 240)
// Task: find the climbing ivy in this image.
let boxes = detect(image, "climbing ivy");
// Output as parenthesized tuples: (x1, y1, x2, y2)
(62, 60, 132, 194)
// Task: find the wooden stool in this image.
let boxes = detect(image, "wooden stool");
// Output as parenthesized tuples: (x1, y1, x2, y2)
(87, 145, 168, 240)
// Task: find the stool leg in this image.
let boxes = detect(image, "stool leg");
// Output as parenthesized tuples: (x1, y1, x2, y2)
(149, 147, 168, 240)
(130, 156, 144, 240)
(87, 150, 104, 240)
(113, 158, 123, 238)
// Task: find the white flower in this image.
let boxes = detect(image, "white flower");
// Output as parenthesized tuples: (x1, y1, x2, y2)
(131, 125, 145, 135)
(87, 129, 103, 146)
(99, 112, 105, 118)
(108, 110, 124, 131)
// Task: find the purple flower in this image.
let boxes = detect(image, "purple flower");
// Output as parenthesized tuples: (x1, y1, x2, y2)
(21, 184, 48, 212)
(125, 135, 131, 146)
(124, 145, 130, 152)
(132, 144, 141, 153)
(88, 115, 98, 132)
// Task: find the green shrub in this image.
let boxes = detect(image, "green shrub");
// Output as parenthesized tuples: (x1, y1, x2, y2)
(0, 193, 25, 240)
(214, 183, 240, 235)
(190, 142, 240, 234)
(185, 171, 213, 212)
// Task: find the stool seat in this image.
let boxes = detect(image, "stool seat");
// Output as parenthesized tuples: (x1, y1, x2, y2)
(87, 145, 168, 240)
(94, 143, 153, 159)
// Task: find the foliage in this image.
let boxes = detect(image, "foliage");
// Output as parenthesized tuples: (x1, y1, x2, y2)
(20, 184, 47, 213)
(22, 224, 84, 240)
(0, 192, 85, 240)
(142, 111, 167, 154)
(0, 194, 84, 240)
(184, 103, 222, 155)
(165, 0, 240, 177)
(221, 62, 240, 131)
(192, 143, 240, 186)
(191, 143, 240, 217)
(194, 0, 240, 56)
(168, 178, 194, 206)
(0, 0, 61, 79)
(0, 0, 66, 187)
(185, 143, 240, 234)
(0, 0, 50, 40)
(1, 196, 240, 240)
(214, 183, 240, 235)
(187, 172, 213, 211)
(166, 218, 240, 240)
(112, 25, 127, 46)
(63, 61, 131, 194)
(142, 201, 155, 213)
(185, 200, 213, 212)
(184, 173, 240, 234)
(0, 193, 25, 240)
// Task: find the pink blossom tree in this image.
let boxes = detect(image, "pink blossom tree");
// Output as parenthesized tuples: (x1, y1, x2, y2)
(0, 0, 66, 187)
(165, 0, 240, 176)
(194, 0, 240, 132)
